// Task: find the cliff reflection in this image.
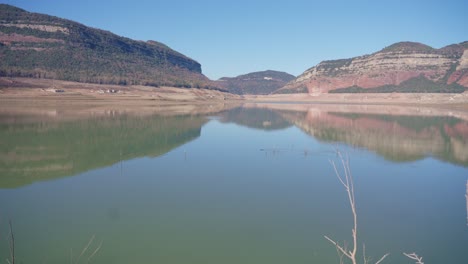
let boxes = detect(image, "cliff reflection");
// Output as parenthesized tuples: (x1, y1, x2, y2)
(0, 111, 208, 188)
(246, 104, 468, 166)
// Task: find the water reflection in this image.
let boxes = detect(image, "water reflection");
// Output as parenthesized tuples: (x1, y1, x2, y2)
(239, 104, 468, 166)
(1, 103, 467, 189)
(0, 103, 467, 264)
(220, 107, 291, 130)
(0, 110, 208, 188)
(293, 112, 467, 165)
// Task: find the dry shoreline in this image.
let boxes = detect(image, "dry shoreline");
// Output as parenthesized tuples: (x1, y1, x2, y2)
(1, 77, 468, 111)
(243, 93, 468, 109)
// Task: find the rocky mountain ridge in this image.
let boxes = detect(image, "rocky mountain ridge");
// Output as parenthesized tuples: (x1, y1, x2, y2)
(0, 4, 216, 89)
(277, 41, 468, 94)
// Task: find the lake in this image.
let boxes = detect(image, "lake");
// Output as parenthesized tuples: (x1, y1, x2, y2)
(0, 102, 467, 263)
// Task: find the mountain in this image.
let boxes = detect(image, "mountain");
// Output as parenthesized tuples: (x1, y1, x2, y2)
(215, 70, 295, 94)
(277, 41, 468, 94)
(0, 4, 216, 89)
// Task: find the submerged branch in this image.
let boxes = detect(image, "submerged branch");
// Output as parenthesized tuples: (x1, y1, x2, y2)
(72, 235, 102, 264)
(466, 180, 468, 226)
(87, 240, 103, 263)
(326, 151, 358, 264)
(75, 235, 95, 264)
(325, 151, 388, 264)
(375, 253, 389, 264)
(403, 252, 424, 264)
(8, 221, 15, 264)
(324, 235, 353, 260)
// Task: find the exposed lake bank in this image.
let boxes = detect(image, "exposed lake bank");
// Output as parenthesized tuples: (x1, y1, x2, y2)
(244, 92, 468, 109)
(1, 78, 468, 111)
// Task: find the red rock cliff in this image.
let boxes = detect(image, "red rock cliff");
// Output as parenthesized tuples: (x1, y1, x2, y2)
(277, 41, 468, 94)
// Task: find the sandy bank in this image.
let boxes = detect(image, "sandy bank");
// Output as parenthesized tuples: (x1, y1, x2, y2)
(0, 77, 242, 104)
(1, 78, 467, 110)
(244, 92, 468, 108)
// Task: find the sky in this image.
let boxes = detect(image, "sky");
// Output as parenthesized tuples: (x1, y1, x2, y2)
(1, 0, 467, 80)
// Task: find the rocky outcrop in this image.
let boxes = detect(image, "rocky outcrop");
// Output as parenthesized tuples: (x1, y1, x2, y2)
(277, 41, 468, 94)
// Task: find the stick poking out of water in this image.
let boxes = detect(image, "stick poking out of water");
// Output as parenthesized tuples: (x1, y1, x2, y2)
(8, 220, 15, 264)
(403, 252, 424, 264)
(73, 235, 103, 264)
(324, 151, 388, 264)
(466, 180, 468, 226)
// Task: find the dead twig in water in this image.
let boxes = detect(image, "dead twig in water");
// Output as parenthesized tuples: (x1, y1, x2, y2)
(2, 221, 101, 264)
(324, 151, 389, 264)
(72, 235, 103, 264)
(465, 180, 468, 226)
(75, 235, 95, 264)
(7, 220, 15, 264)
(403, 252, 424, 264)
(87, 240, 103, 263)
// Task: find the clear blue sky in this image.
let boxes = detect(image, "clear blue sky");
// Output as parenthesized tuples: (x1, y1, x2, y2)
(2, 0, 467, 79)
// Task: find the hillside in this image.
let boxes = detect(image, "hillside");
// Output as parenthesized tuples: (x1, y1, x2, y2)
(0, 4, 216, 89)
(277, 41, 468, 94)
(215, 70, 295, 95)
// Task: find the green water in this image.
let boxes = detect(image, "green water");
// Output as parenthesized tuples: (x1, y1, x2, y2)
(0, 105, 467, 263)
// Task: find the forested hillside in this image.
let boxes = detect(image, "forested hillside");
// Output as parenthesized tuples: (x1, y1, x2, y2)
(0, 4, 216, 89)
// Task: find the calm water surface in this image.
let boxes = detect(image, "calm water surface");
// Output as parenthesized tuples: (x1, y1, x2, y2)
(0, 104, 467, 263)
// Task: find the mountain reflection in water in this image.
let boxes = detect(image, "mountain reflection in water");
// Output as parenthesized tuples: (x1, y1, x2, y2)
(223, 104, 468, 166)
(1, 103, 467, 188)
(0, 103, 467, 264)
(0, 111, 207, 188)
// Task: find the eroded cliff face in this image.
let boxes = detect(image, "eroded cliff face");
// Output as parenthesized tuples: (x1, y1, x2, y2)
(0, 4, 212, 88)
(278, 41, 468, 94)
(450, 49, 468, 86)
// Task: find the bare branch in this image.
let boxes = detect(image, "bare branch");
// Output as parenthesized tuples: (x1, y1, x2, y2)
(465, 180, 467, 226)
(375, 253, 389, 264)
(75, 235, 95, 264)
(403, 252, 424, 264)
(324, 235, 352, 259)
(8, 220, 15, 264)
(330, 160, 348, 189)
(337, 246, 345, 264)
(363, 244, 369, 264)
(325, 151, 359, 264)
(86, 240, 103, 263)
(325, 151, 389, 264)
